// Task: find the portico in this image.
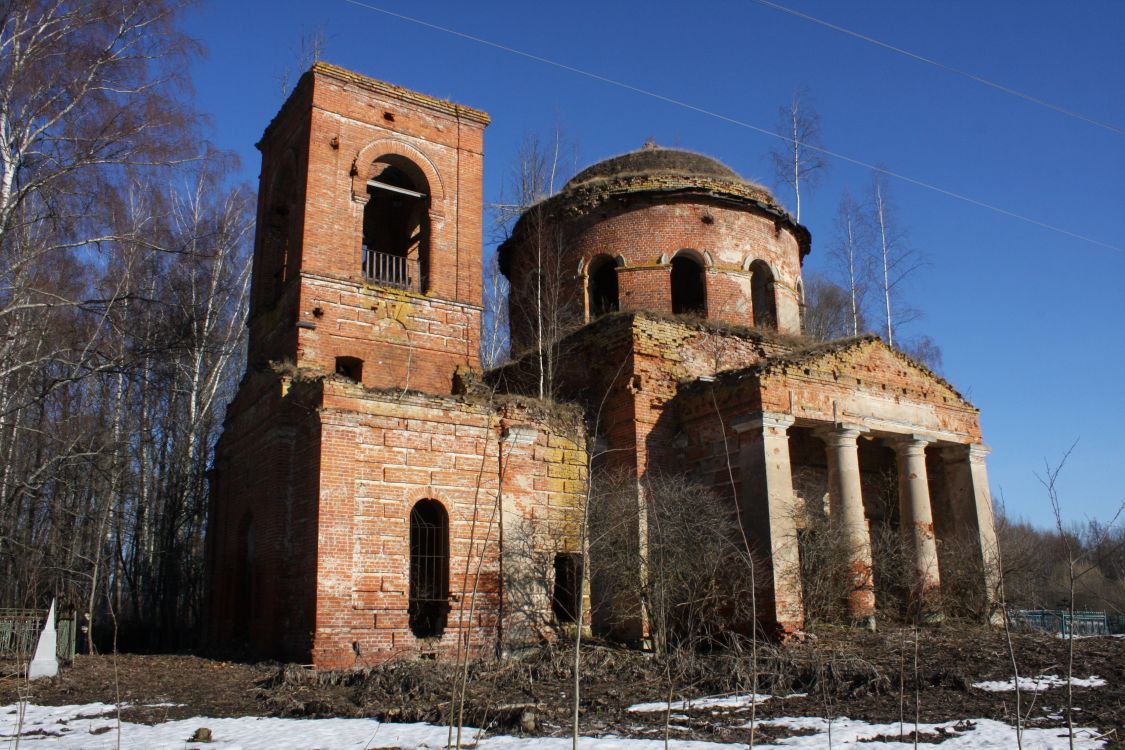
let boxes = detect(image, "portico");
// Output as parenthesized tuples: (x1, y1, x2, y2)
(678, 336, 1000, 635)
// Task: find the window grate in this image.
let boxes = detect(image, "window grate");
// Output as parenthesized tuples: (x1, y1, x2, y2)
(409, 500, 449, 638)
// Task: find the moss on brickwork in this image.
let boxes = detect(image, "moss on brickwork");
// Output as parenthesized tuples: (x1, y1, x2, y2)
(492, 394, 586, 437)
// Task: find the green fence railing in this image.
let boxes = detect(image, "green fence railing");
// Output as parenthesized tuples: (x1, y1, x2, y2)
(1010, 609, 1109, 637)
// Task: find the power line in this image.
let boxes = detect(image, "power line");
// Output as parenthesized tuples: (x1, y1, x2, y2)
(341, 0, 1122, 254)
(751, 0, 1125, 137)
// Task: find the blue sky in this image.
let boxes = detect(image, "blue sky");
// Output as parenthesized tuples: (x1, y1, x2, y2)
(184, 1, 1125, 528)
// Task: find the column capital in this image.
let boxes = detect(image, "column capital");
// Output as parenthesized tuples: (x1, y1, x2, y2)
(731, 411, 794, 434)
(940, 442, 991, 463)
(968, 443, 991, 462)
(816, 422, 868, 446)
(891, 434, 932, 457)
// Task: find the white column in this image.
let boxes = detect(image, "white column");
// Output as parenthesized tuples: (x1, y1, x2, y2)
(734, 411, 803, 635)
(820, 424, 876, 629)
(894, 435, 941, 620)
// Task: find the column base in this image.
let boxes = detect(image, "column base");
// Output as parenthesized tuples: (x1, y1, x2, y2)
(919, 610, 945, 626)
(852, 615, 876, 632)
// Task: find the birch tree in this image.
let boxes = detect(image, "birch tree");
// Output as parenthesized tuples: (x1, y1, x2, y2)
(0, 0, 196, 609)
(868, 173, 923, 347)
(494, 127, 578, 397)
(828, 190, 870, 337)
(802, 275, 858, 342)
(769, 88, 827, 222)
(0, 1, 254, 652)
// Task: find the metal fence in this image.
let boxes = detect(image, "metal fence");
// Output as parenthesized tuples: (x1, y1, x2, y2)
(1109, 615, 1125, 635)
(0, 608, 77, 663)
(1010, 609, 1109, 637)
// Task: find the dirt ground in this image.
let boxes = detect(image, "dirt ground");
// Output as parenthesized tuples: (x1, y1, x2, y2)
(2, 624, 1122, 746)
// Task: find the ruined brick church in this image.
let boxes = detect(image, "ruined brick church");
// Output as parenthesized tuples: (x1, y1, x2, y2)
(204, 63, 1000, 669)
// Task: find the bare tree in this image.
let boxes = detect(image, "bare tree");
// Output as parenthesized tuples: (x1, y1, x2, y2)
(801, 275, 860, 342)
(899, 334, 943, 373)
(1041, 444, 1124, 750)
(769, 88, 827, 222)
(0, 2, 256, 654)
(480, 250, 509, 369)
(867, 173, 923, 347)
(494, 127, 579, 398)
(0, 0, 196, 610)
(589, 471, 754, 654)
(276, 26, 328, 100)
(828, 190, 870, 337)
(572, 357, 627, 750)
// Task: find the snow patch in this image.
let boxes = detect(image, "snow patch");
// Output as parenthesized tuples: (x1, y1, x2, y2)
(627, 693, 774, 713)
(972, 674, 1107, 692)
(758, 716, 1108, 748)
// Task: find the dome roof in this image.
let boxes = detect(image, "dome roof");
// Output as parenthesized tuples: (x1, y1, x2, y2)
(498, 142, 810, 267)
(564, 145, 744, 189)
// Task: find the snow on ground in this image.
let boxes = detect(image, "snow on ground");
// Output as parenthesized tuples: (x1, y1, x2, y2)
(0, 702, 1110, 749)
(756, 716, 1108, 749)
(972, 674, 1108, 692)
(626, 693, 775, 713)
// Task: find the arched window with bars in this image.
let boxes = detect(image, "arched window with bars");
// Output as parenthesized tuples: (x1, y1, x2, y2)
(408, 499, 449, 638)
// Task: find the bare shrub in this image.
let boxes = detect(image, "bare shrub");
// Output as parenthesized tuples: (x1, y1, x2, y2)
(588, 469, 761, 654)
(792, 467, 853, 623)
(935, 533, 991, 620)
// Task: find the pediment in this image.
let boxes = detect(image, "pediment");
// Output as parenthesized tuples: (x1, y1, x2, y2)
(754, 336, 973, 409)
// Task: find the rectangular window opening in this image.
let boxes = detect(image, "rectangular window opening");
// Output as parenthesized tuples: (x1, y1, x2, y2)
(552, 553, 583, 624)
(335, 356, 363, 382)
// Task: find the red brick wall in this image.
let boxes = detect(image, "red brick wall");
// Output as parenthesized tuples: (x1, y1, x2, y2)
(489, 313, 792, 638)
(208, 370, 588, 668)
(206, 372, 323, 662)
(295, 276, 481, 394)
(309, 381, 586, 669)
(248, 64, 488, 393)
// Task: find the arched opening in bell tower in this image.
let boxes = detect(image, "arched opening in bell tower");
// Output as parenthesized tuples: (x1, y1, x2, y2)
(362, 156, 430, 292)
(256, 156, 298, 313)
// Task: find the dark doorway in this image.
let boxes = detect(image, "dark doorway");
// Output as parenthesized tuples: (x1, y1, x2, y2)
(409, 499, 450, 638)
(670, 255, 706, 315)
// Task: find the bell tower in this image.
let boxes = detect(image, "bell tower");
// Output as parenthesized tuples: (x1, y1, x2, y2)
(248, 63, 489, 394)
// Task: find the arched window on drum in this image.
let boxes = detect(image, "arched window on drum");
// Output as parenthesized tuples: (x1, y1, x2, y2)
(670, 251, 706, 316)
(586, 254, 620, 319)
(750, 260, 777, 329)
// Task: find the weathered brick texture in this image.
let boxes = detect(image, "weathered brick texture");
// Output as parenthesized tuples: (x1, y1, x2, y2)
(207, 64, 589, 668)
